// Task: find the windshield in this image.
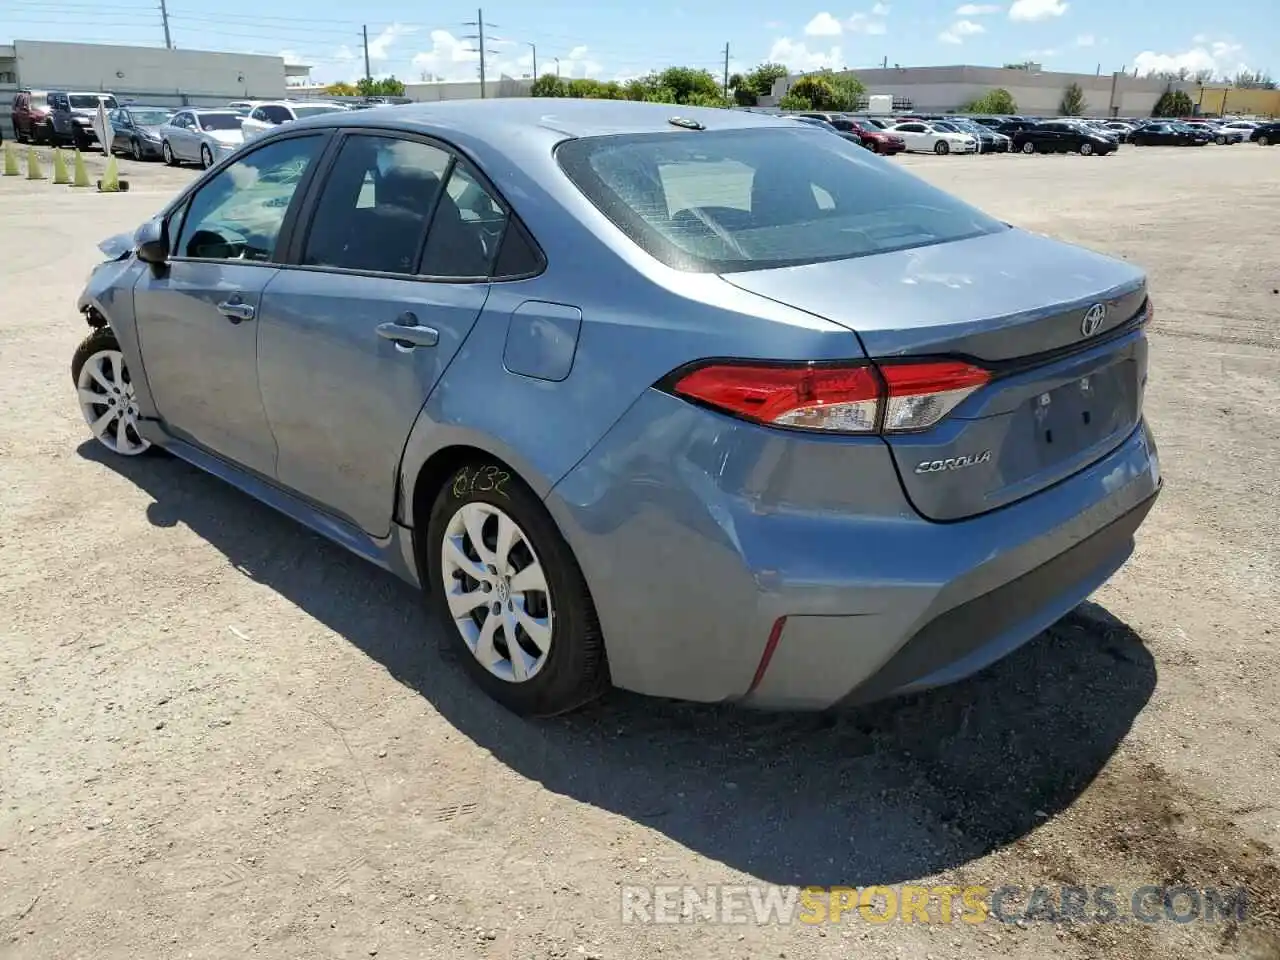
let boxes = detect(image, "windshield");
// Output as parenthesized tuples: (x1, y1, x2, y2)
(129, 109, 173, 126)
(198, 112, 243, 131)
(70, 95, 117, 110)
(293, 104, 346, 117)
(556, 127, 1008, 274)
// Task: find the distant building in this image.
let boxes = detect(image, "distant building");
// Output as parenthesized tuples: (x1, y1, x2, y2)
(289, 75, 535, 102)
(1, 39, 311, 135)
(771, 64, 1208, 117)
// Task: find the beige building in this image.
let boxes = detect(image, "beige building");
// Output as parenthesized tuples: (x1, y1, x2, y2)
(1, 40, 312, 135)
(773, 64, 1205, 117)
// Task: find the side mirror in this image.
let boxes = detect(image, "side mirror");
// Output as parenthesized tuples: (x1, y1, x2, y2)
(135, 219, 169, 265)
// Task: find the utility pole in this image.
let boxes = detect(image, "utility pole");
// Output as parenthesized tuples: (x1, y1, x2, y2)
(525, 42, 537, 79)
(882, 55, 888, 69)
(722, 42, 730, 99)
(362, 25, 372, 84)
(462, 9, 500, 98)
(159, 0, 173, 49)
(554, 57, 560, 77)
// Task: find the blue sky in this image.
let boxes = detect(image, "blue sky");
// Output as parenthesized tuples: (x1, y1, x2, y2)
(7, 0, 1276, 84)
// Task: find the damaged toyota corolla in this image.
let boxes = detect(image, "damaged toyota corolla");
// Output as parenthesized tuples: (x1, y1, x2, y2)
(72, 99, 1161, 716)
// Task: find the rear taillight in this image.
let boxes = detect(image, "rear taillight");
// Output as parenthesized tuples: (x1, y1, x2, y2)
(665, 359, 991, 435)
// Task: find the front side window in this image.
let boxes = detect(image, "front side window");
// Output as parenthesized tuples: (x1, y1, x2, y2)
(68, 95, 109, 110)
(174, 135, 323, 262)
(556, 127, 1007, 273)
(261, 105, 293, 123)
(302, 135, 451, 274)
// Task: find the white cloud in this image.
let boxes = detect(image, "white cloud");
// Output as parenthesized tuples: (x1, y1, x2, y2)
(938, 19, 985, 43)
(1075, 33, 1095, 46)
(804, 12, 843, 36)
(1008, 0, 1068, 21)
(847, 13, 888, 34)
(1192, 33, 1207, 43)
(768, 37, 843, 71)
(277, 48, 303, 65)
(956, 3, 1000, 12)
(409, 31, 479, 81)
(367, 22, 417, 61)
(871, 2, 891, 14)
(1131, 39, 1247, 79)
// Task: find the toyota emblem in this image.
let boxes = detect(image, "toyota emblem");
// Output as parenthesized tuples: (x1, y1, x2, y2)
(1081, 303, 1107, 337)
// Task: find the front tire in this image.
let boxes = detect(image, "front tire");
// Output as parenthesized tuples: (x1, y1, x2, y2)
(200, 144, 214, 169)
(934, 140, 950, 155)
(71, 329, 153, 457)
(1259, 135, 1271, 147)
(425, 459, 608, 716)
(1080, 141, 1094, 156)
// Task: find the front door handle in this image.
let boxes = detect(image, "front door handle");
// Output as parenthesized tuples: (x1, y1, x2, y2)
(217, 299, 255, 323)
(376, 312, 438, 350)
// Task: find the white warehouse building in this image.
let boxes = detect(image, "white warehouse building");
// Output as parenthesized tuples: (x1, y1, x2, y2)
(772, 64, 1202, 118)
(1, 39, 311, 135)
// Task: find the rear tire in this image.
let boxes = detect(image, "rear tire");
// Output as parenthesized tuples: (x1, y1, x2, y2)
(1259, 135, 1271, 147)
(1021, 141, 1036, 154)
(132, 138, 144, 161)
(162, 141, 177, 166)
(425, 458, 609, 717)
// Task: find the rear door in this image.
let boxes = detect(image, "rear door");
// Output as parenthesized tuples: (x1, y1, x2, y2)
(255, 130, 507, 536)
(132, 132, 330, 475)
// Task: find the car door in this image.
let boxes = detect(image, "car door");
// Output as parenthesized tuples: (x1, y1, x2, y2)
(131, 132, 330, 475)
(107, 109, 128, 153)
(165, 112, 191, 158)
(254, 131, 507, 536)
(894, 123, 924, 151)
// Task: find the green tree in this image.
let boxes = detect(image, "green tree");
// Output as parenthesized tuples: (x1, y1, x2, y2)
(1059, 81, 1087, 115)
(732, 62, 790, 105)
(962, 87, 1018, 113)
(1151, 87, 1194, 117)
(656, 66, 723, 104)
(356, 76, 406, 96)
(815, 68, 866, 111)
(778, 91, 812, 110)
(324, 81, 359, 96)
(788, 75, 838, 110)
(530, 74, 567, 97)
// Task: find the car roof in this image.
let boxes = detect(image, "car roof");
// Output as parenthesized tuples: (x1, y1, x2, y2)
(296, 98, 797, 141)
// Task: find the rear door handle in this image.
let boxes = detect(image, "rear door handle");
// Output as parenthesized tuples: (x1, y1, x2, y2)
(377, 313, 438, 350)
(217, 299, 255, 323)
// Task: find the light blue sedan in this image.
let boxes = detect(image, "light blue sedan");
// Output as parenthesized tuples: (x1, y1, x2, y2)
(73, 100, 1161, 715)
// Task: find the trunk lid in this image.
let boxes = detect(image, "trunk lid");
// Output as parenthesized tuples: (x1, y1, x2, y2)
(721, 227, 1150, 521)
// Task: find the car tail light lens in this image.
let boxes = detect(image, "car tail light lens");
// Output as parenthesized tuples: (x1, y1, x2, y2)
(666, 359, 991, 435)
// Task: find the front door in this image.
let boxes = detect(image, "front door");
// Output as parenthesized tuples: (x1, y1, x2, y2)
(132, 132, 329, 475)
(256, 132, 507, 535)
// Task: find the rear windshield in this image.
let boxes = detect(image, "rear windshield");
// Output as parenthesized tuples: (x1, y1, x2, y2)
(556, 127, 1007, 273)
(130, 109, 173, 126)
(293, 105, 345, 118)
(198, 112, 242, 131)
(70, 95, 116, 109)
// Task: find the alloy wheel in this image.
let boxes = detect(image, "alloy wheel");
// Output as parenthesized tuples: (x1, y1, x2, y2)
(1081, 142, 1094, 156)
(440, 501, 554, 683)
(132, 139, 143, 160)
(76, 349, 150, 456)
(163, 142, 174, 165)
(1022, 141, 1035, 154)
(201, 145, 213, 169)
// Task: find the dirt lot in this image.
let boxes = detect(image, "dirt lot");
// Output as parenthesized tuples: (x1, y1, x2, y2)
(2, 144, 1279, 960)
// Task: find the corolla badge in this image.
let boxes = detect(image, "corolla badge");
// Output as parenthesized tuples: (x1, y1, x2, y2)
(914, 451, 992, 474)
(1081, 303, 1107, 337)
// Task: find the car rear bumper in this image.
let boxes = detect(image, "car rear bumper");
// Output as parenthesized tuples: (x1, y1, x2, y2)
(547, 389, 1161, 710)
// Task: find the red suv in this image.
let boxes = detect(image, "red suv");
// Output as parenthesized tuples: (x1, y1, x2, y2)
(11, 90, 53, 144)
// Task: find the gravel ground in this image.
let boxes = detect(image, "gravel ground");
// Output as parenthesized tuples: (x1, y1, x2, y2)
(1, 144, 1279, 960)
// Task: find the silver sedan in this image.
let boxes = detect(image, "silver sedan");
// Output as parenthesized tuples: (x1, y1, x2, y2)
(160, 109, 246, 169)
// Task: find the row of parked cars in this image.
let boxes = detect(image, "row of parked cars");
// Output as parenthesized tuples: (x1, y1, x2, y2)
(787, 110, 1280, 157)
(7, 90, 398, 166)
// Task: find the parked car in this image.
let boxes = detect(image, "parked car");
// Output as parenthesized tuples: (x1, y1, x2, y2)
(941, 117, 1010, 153)
(1012, 120, 1118, 156)
(1101, 121, 1135, 142)
(994, 118, 1040, 136)
(46, 91, 119, 149)
(787, 115, 870, 152)
(1218, 120, 1258, 139)
(240, 101, 348, 140)
(10, 89, 52, 144)
(841, 117, 907, 154)
(1249, 121, 1280, 146)
(1128, 122, 1212, 147)
(108, 105, 176, 160)
(797, 113, 905, 154)
(72, 100, 1160, 716)
(885, 120, 977, 154)
(1203, 122, 1247, 145)
(160, 109, 247, 168)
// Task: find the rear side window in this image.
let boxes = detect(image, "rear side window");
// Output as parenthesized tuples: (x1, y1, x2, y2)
(556, 127, 1006, 273)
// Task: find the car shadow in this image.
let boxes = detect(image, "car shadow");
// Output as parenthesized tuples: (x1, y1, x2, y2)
(80, 441, 1157, 887)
